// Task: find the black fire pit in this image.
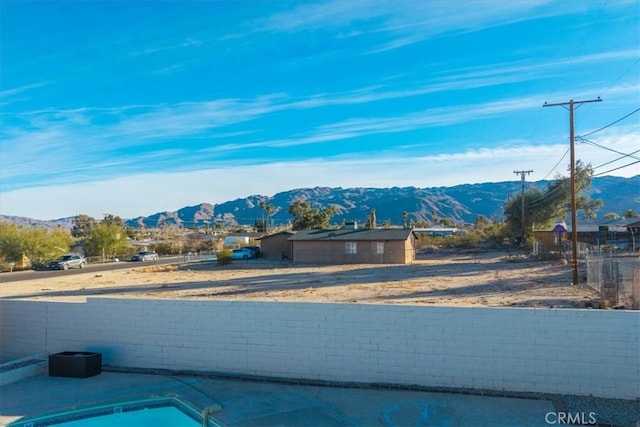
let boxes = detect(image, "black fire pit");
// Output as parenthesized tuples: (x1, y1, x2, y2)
(48, 351, 102, 378)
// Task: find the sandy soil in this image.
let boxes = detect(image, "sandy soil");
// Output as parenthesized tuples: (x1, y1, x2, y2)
(0, 249, 600, 308)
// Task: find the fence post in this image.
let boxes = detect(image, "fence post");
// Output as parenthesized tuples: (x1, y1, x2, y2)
(614, 260, 619, 305)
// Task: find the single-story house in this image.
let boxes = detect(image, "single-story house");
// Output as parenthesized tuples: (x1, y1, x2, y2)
(534, 218, 640, 250)
(258, 230, 295, 260)
(287, 228, 417, 264)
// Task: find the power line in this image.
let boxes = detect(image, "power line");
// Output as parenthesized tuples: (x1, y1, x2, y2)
(593, 149, 640, 170)
(541, 148, 570, 180)
(577, 136, 640, 161)
(525, 179, 568, 208)
(593, 160, 640, 177)
(578, 106, 640, 138)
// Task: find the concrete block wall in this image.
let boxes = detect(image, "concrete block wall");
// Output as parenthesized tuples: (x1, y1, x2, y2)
(1, 298, 638, 399)
(0, 300, 48, 362)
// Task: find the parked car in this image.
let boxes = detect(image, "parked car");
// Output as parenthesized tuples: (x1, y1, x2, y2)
(50, 254, 87, 270)
(242, 246, 261, 258)
(131, 251, 159, 262)
(232, 248, 254, 260)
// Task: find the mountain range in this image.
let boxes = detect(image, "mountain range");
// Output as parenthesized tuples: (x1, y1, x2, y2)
(2, 176, 638, 230)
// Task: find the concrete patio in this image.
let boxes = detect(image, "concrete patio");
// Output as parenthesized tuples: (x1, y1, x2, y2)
(1, 368, 562, 426)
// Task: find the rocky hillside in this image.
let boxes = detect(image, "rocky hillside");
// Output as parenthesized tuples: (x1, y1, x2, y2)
(2, 175, 637, 229)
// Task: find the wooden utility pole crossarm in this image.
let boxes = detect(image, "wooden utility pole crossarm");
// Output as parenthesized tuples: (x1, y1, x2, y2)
(543, 97, 602, 286)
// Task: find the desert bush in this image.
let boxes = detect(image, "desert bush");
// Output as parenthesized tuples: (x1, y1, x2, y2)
(153, 242, 173, 255)
(216, 248, 232, 265)
(416, 232, 483, 249)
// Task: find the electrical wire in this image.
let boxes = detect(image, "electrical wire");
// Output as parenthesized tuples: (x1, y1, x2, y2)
(525, 179, 569, 208)
(541, 148, 570, 180)
(593, 160, 640, 177)
(578, 106, 640, 138)
(593, 149, 640, 170)
(577, 136, 640, 161)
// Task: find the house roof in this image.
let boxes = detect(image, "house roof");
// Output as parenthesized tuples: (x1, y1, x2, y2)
(257, 230, 296, 240)
(287, 228, 415, 241)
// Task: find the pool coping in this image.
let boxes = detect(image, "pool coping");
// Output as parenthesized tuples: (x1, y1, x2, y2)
(6, 396, 222, 427)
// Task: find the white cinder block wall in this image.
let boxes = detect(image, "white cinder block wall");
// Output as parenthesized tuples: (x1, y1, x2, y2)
(1, 298, 638, 399)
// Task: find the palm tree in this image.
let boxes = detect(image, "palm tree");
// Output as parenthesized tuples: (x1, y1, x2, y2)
(266, 204, 275, 231)
(258, 199, 267, 232)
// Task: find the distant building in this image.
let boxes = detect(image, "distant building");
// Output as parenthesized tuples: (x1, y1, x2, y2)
(534, 218, 640, 250)
(224, 232, 264, 247)
(413, 226, 459, 237)
(287, 228, 417, 264)
(224, 235, 250, 246)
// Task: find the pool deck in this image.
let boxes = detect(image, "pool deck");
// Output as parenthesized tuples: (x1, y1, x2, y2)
(1, 368, 638, 426)
(0, 367, 554, 427)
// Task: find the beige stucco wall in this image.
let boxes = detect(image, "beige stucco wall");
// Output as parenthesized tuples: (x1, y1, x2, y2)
(261, 234, 293, 260)
(292, 238, 413, 264)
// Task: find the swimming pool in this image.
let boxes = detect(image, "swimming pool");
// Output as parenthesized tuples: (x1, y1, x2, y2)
(8, 397, 222, 427)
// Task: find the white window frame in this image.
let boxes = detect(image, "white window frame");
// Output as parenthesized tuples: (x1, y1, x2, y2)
(345, 242, 357, 255)
(373, 242, 384, 255)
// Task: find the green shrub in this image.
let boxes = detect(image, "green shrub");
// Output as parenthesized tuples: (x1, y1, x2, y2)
(216, 248, 232, 265)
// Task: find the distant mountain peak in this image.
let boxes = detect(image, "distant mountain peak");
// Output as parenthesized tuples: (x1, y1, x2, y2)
(1, 176, 637, 230)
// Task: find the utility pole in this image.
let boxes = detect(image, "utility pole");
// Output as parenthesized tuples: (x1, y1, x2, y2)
(543, 97, 602, 286)
(513, 170, 533, 245)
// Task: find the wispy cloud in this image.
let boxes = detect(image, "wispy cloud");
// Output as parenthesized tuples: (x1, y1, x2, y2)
(256, 0, 567, 53)
(0, 82, 49, 98)
(3, 135, 637, 219)
(3, 72, 637, 187)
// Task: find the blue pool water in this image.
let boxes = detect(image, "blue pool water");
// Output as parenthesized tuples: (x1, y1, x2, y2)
(53, 406, 199, 426)
(10, 398, 219, 427)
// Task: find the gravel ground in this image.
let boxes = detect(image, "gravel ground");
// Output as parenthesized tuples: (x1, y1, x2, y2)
(554, 394, 640, 427)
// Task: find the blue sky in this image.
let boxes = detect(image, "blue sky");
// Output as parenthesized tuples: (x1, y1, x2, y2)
(1, 1, 639, 220)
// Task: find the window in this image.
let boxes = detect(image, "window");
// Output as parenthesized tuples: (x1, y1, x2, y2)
(345, 242, 357, 255)
(373, 242, 384, 255)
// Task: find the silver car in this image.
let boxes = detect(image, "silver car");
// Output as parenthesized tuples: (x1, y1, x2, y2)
(50, 254, 87, 270)
(132, 251, 159, 262)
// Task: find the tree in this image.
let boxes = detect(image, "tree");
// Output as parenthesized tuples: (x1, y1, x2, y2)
(287, 200, 336, 230)
(84, 221, 129, 260)
(367, 208, 377, 229)
(19, 226, 73, 268)
(438, 217, 455, 227)
(71, 214, 98, 238)
(101, 214, 124, 227)
(505, 161, 601, 240)
(0, 223, 23, 263)
(623, 209, 639, 218)
(474, 215, 491, 230)
(266, 204, 275, 230)
(256, 199, 274, 232)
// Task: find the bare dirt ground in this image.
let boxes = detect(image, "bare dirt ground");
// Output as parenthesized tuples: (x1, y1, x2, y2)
(0, 249, 600, 308)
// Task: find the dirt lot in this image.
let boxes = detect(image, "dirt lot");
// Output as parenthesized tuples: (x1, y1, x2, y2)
(0, 249, 600, 308)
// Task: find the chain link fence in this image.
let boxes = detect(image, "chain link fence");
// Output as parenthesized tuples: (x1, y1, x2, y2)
(585, 255, 640, 309)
